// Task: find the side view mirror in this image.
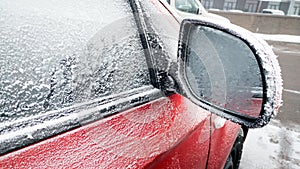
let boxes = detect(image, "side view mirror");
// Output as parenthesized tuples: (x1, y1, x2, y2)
(177, 19, 282, 128)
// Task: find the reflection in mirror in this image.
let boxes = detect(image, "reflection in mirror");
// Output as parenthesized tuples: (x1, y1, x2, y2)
(185, 25, 263, 118)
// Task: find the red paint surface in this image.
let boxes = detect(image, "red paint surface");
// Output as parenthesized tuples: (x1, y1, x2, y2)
(145, 117, 211, 169)
(0, 1, 243, 168)
(0, 94, 213, 168)
(207, 115, 241, 168)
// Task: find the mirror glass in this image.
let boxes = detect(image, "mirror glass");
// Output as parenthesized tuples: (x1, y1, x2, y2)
(184, 25, 263, 118)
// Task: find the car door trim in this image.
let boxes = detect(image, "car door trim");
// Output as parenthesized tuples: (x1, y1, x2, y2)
(129, 0, 160, 88)
(0, 86, 163, 155)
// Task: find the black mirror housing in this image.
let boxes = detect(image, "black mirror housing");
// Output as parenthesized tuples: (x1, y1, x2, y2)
(177, 19, 282, 128)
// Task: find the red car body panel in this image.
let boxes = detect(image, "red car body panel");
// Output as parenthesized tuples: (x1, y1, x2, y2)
(150, 1, 242, 167)
(0, 94, 215, 168)
(0, 0, 243, 168)
(208, 116, 240, 168)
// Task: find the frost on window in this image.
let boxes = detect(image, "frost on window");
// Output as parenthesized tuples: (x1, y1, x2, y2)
(0, 0, 150, 123)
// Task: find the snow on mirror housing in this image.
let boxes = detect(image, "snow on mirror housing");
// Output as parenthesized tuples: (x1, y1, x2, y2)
(177, 19, 283, 128)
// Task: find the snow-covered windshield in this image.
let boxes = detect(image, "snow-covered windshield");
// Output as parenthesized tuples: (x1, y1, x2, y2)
(0, 0, 150, 123)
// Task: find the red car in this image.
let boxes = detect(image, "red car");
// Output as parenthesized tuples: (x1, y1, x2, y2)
(0, 0, 282, 168)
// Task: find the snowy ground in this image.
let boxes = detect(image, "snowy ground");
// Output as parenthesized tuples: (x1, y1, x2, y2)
(240, 34, 300, 169)
(240, 120, 300, 169)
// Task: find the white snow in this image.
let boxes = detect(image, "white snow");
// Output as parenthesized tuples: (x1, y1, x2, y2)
(240, 33, 300, 168)
(255, 34, 300, 44)
(240, 120, 300, 169)
(237, 32, 300, 168)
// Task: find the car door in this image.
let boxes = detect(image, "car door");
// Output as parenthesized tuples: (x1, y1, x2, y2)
(0, 0, 212, 168)
(149, 1, 243, 168)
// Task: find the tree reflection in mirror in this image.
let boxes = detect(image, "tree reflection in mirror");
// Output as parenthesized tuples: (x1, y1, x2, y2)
(185, 25, 263, 118)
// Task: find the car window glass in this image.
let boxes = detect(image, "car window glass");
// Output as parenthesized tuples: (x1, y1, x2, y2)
(175, 0, 200, 14)
(140, 0, 180, 60)
(0, 0, 150, 123)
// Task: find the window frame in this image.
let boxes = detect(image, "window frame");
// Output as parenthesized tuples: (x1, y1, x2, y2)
(224, 0, 237, 10)
(268, 2, 280, 10)
(203, 0, 214, 9)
